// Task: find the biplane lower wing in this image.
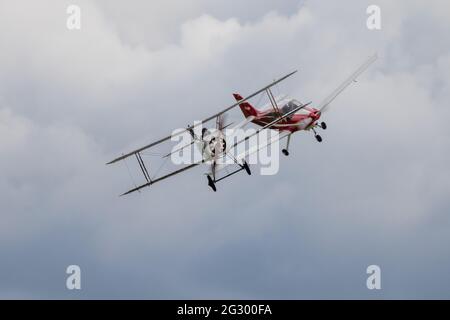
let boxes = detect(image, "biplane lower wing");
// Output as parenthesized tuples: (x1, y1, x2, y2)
(120, 162, 202, 196)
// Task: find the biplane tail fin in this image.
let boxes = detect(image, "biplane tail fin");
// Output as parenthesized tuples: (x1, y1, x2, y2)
(233, 93, 260, 118)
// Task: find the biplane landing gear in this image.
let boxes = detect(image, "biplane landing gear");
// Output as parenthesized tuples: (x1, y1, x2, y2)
(207, 175, 217, 192)
(320, 122, 327, 130)
(242, 160, 251, 175)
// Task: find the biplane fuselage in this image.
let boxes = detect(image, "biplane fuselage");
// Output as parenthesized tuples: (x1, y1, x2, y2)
(233, 94, 321, 134)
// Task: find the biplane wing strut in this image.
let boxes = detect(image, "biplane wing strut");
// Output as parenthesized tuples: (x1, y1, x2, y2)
(135, 152, 151, 183)
(266, 87, 282, 117)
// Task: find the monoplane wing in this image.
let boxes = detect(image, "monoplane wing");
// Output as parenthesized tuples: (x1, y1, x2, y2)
(317, 54, 377, 113)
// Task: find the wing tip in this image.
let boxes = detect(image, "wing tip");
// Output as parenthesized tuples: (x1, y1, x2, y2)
(120, 189, 136, 196)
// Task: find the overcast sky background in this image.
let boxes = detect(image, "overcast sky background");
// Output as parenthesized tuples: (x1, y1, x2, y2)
(1, 0, 450, 299)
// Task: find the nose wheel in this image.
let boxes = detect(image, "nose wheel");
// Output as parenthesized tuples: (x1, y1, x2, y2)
(320, 122, 327, 130)
(282, 149, 289, 156)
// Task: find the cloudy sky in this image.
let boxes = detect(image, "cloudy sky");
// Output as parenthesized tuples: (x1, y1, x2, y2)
(1, 0, 450, 299)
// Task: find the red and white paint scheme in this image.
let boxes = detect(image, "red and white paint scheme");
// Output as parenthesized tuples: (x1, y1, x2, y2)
(233, 54, 377, 156)
(234, 94, 321, 132)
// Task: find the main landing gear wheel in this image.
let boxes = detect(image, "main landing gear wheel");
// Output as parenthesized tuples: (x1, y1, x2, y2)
(321, 122, 327, 130)
(242, 161, 251, 175)
(207, 175, 216, 192)
(282, 149, 289, 156)
(315, 135, 323, 143)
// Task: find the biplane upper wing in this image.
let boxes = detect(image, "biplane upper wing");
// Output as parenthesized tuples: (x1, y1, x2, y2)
(317, 54, 378, 113)
(106, 70, 298, 165)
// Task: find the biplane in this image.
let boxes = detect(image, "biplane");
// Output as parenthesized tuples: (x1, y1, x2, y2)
(107, 54, 377, 195)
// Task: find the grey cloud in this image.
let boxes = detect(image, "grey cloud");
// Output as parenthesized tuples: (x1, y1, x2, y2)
(0, 0, 450, 298)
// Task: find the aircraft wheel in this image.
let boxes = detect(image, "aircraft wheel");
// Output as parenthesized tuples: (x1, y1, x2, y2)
(207, 175, 217, 192)
(282, 149, 289, 156)
(242, 161, 251, 175)
(321, 122, 327, 130)
(315, 135, 323, 143)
